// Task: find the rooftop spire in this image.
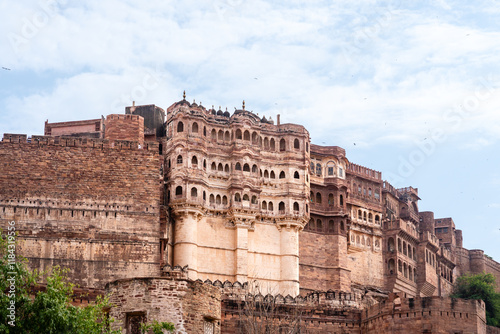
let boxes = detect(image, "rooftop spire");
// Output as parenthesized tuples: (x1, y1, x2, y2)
(242, 100, 245, 110)
(183, 90, 186, 100)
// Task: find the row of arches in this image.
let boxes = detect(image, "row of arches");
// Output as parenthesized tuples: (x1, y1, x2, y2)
(305, 219, 345, 233)
(172, 186, 304, 214)
(353, 182, 381, 201)
(355, 209, 381, 224)
(310, 192, 344, 206)
(310, 161, 344, 178)
(172, 155, 303, 181)
(176, 120, 306, 152)
(350, 233, 380, 248)
(387, 237, 417, 261)
(388, 259, 417, 282)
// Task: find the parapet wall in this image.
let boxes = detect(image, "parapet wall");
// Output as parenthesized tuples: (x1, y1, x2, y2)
(362, 293, 487, 333)
(104, 114, 144, 145)
(106, 277, 221, 334)
(0, 134, 162, 288)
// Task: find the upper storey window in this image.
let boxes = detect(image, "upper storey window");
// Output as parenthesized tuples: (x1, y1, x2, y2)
(328, 167, 334, 176)
(177, 121, 184, 132)
(338, 167, 344, 178)
(316, 163, 322, 176)
(236, 129, 242, 139)
(192, 122, 198, 133)
(177, 155, 183, 164)
(294, 138, 300, 150)
(244, 130, 250, 141)
(270, 138, 276, 151)
(280, 138, 286, 151)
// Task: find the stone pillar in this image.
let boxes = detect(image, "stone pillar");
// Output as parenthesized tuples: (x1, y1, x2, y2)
(235, 226, 248, 283)
(279, 224, 300, 296)
(173, 212, 199, 280)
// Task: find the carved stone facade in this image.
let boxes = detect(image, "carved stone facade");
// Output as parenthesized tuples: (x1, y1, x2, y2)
(1, 97, 500, 333)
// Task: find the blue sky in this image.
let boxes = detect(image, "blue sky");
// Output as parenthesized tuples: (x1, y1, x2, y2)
(1, 0, 499, 261)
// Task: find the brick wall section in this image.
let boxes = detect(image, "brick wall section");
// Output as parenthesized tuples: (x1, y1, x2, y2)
(488, 325, 500, 334)
(362, 293, 487, 334)
(299, 230, 350, 292)
(0, 136, 162, 288)
(455, 248, 500, 293)
(105, 114, 144, 145)
(107, 277, 221, 334)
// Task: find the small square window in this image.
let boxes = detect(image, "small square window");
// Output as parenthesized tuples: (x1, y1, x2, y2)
(328, 167, 334, 176)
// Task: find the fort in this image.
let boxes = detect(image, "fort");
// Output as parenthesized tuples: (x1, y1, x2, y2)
(1, 96, 499, 333)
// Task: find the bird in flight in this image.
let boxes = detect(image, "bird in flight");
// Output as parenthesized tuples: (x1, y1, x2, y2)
(2, 67, 11, 70)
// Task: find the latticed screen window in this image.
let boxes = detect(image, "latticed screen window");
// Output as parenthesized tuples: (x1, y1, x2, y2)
(204, 320, 214, 334)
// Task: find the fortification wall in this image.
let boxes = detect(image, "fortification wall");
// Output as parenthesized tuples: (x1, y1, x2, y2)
(107, 277, 221, 334)
(362, 293, 487, 333)
(0, 136, 162, 288)
(454, 248, 500, 292)
(299, 230, 351, 292)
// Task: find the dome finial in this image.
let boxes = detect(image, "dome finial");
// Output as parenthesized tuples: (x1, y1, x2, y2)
(183, 90, 186, 100)
(242, 100, 245, 110)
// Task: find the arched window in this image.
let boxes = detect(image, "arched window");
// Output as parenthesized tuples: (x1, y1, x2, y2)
(375, 215, 380, 224)
(264, 137, 269, 149)
(316, 163, 322, 176)
(307, 218, 315, 231)
(218, 130, 224, 141)
(177, 121, 184, 132)
(216, 195, 221, 204)
(211, 162, 216, 170)
(225, 164, 230, 173)
(279, 171, 285, 179)
(388, 259, 395, 274)
(203, 126, 206, 136)
(310, 191, 314, 202)
(328, 194, 334, 205)
(243, 194, 249, 201)
(398, 238, 402, 252)
(316, 193, 322, 204)
(294, 138, 300, 150)
(270, 138, 275, 151)
(177, 155, 183, 164)
(222, 195, 228, 205)
(192, 122, 198, 133)
(398, 260, 402, 273)
(244, 130, 250, 141)
(191, 187, 197, 197)
(236, 129, 242, 139)
(270, 171, 275, 179)
(210, 194, 215, 204)
(328, 220, 335, 233)
(262, 201, 267, 210)
(403, 241, 407, 255)
(294, 171, 299, 179)
(251, 196, 257, 204)
(203, 191, 206, 201)
(279, 138, 286, 151)
(404, 263, 408, 278)
(340, 221, 344, 230)
(368, 213, 373, 223)
(235, 193, 241, 202)
(252, 164, 258, 173)
(235, 162, 242, 171)
(225, 131, 230, 141)
(293, 202, 299, 212)
(363, 212, 367, 221)
(175, 186, 182, 196)
(243, 163, 250, 172)
(252, 132, 258, 144)
(191, 156, 198, 166)
(340, 194, 344, 206)
(358, 210, 362, 219)
(264, 170, 269, 178)
(211, 129, 216, 140)
(268, 201, 274, 211)
(279, 201, 285, 212)
(218, 163, 223, 171)
(203, 159, 206, 169)
(316, 219, 323, 232)
(388, 237, 395, 252)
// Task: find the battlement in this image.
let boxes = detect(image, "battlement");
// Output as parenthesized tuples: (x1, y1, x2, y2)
(310, 144, 346, 157)
(397, 186, 420, 199)
(1, 134, 158, 152)
(348, 162, 382, 181)
(422, 231, 440, 250)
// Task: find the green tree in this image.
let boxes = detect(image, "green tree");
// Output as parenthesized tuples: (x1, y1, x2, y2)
(451, 272, 500, 327)
(0, 231, 120, 333)
(141, 320, 175, 334)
